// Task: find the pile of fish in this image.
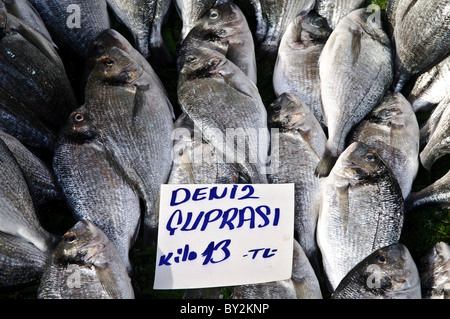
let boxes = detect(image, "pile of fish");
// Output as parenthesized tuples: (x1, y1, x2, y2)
(0, 0, 449, 299)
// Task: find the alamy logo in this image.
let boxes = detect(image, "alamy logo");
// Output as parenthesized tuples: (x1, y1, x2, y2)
(66, 4, 81, 29)
(66, 264, 81, 289)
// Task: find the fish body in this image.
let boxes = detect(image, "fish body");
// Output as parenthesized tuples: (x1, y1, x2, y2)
(405, 169, 450, 211)
(37, 220, 135, 299)
(314, 0, 366, 30)
(105, 0, 172, 64)
(85, 46, 174, 246)
(347, 92, 420, 199)
(419, 95, 449, 149)
(53, 108, 141, 272)
(273, 11, 331, 126)
(408, 56, 450, 113)
(420, 242, 450, 299)
(331, 243, 421, 299)
(266, 93, 326, 271)
(177, 46, 270, 184)
(28, 0, 110, 58)
(232, 240, 322, 299)
(392, 0, 450, 92)
(179, 2, 257, 84)
(316, 8, 393, 177)
(419, 95, 450, 171)
(317, 142, 405, 291)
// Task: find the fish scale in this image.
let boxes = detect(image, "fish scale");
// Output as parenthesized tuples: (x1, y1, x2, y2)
(314, 0, 366, 29)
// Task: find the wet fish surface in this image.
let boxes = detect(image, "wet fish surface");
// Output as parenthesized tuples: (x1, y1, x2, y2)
(53, 107, 141, 273)
(347, 92, 420, 199)
(245, 0, 316, 57)
(391, 0, 450, 92)
(28, 0, 110, 58)
(266, 93, 326, 272)
(179, 1, 257, 84)
(232, 239, 322, 299)
(314, 0, 366, 30)
(85, 45, 174, 246)
(315, 8, 393, 177)
(419, 242, 450, 299)
(273, 11, 331, 127)
(317, 142, 405, 291)
(177, 46, 270, 184)
(37, 220, 135, 299)
(331, 243, 421, 299)
(419, 95, 450, 149)
(105, 0, 172, 64)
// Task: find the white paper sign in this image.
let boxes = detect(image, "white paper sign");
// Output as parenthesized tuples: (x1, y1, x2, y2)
(153, 184, 295, 290)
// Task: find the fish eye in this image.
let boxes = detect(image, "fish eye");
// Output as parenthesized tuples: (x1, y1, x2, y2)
(272, 105, 282, 113)
(102, 57, 114, 66)
(186, 55, 197, 63)
(209, 10, 219, 20)
(313, 19, 323, 27)
(366, 152, 376, 162)
(377, 254, 386, 264)
(73, 112, 84, 122)
(65, 234, 77, 244)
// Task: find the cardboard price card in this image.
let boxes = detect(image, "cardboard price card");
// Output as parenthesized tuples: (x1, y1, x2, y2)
(154, 184, 295, 290)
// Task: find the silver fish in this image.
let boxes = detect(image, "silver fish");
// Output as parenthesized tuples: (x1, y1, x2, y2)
(179, 1, 257, 84)
(232, 240, 323, 299)
(85, 46, 174, 246)
(168, 113, 241, 184)
(315, 7, 393, 177)
(419, 94, 449, 149)
(331, 243, 421, 299)
(419, 242, 450, 299)
(53, 107, 141, 273)
(245, 0, 316, 57)
(273, 11, 331, 127)
(266, 93, 326, 272)
(175, 0, 231, 41)
(317, 142, 405, 291)
(37, 220, 135, 299)
(408, 56, 450, 113)
(405, 169, 450, 211)
(105, 0, 172, 64)
(314, 0, 366, 30)
(0, 129, 61, 205)
(419, 95, 450, 171)
(392, 0, 450, 92)
(347, 92, 420, 199)
(28, 0, 110, 58)
(177, 46, 270, 184)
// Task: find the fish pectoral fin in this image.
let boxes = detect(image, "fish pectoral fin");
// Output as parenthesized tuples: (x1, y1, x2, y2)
(336, 182, 350, 235)
(96, 266, 121, 299)
(350, 28, 363, 65)
(132, 83, 150, 122)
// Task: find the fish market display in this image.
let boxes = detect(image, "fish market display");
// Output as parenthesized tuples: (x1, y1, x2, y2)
(177, 46, 270, 184)
(28, 0, 110, 58)
(105, 0, 172, 64)
(317, 142, 405, 291)
(232, 240, 323, 299)
(266, 93, 326, 271)
(408, 56, 450, 113)
(53, 108, 141, 273)
(37, 220, 135, 299)
(85, 45, 174, 246)
(273, 11, 331, 127)
(315, 8, 393, 177)
(179, 1, 257, 84)
(331, 244, 421, 299)
(314, 0, 366, 30)
(419, 242, 450, 299)
(391, 0, 450, 92)
(347, 92, 420, 199)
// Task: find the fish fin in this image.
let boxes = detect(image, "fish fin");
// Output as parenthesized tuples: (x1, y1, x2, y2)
(315, 149, 337, 177)
(336, 182, 350, 235)
(350, 28, 362, 65)
(132, 84, 150, 123)
(96, 266, 122, 299)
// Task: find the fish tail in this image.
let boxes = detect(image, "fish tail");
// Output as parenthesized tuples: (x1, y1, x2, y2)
(315, 148, 337, 177)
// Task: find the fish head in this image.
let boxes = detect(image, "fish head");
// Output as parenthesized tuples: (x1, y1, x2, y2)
(298, 12, 332, 44)
(60, 107, 98, 144)
(90, 47, 142, 85)
(334, 142, 389, 181)
(91, 29, 132, 57)
(179, 47, 227, 80)
(196, 2, 247, 38)
(267, 93, 311, 130)
(0, 7, 10, 33)
(369, 93, 411, 129)
(419, 242, 450, 277)
(366, 244, 420, 296)
(54, 220, 110, 267)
